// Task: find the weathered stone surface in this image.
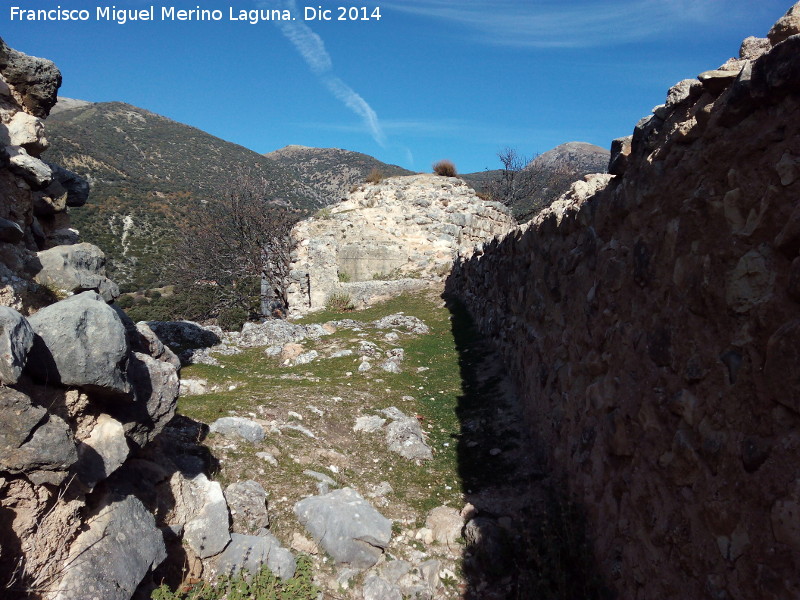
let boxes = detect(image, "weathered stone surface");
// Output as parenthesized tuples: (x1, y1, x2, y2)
(354, 415, 386, 433)
(386, 410, 432, 461)
(224, 480, 269, 534)
(362, 574, 403, 600)
(183, 477, 231, 559)
(52, 495, 166, 600)
(46, 162, 90, 207)
(0, 387, 76, 484)
(446, 10, 800, 598)
(608, 135, 632, 176)
(425, 506, 463, 546)
(211, 532, 296, 581)
(740, 36, 771, 60)
(0, 305, 33, 384)
(34, 242, 119, 301)
(7, 145, 51, 186)
(209, 416, 265, 443)
(114, 351, 179, 447)
(76, 414, 129, 488)
(294, 487, 392, 569)
(7, 111, 47, 155)
(135, 321, 181, 371)
(373, 313, 429, 334)
(27, 291, 130, 395)
(147, 320, 221, 351)
(0, 37, 62, 118)
(286, 174, 515, 317)
(768, 2, 800, 45)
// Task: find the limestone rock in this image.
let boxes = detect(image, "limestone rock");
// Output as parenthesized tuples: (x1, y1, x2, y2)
(7, 145, 51, 187)
(7, 111, 47, 156)
(0, 306, 33, 384)
(115, 351, 179, 447)
(0, 37, 62, 118)
(224, 480, 269, 534)
(46, 162, 90, 207)
(183, 477, 231, 559)
(211, 532, 296, 581)
(385, 410, 432, 461)
(362, 574, 403, 600)
(135, 321, 182, 371)
(373, 313, 429, 334)
(52, 495, 166, 600)
(27, 291, 130, 396)
(425, 505, 464, 546)
(354, 415, 386, 433)
(739, 36, 771, 60)
(0, 387, 76, 484)
(209, 416, 266, 443)
(34, 242, 119, 301)
(76, 414, 129, 489)
(147, 320, 221, 352)
(768, 2, 800, 45)
(294, 487, 392, 569)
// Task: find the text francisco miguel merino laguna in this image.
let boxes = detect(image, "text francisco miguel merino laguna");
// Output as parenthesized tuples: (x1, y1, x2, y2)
(9, 5, 384, 24)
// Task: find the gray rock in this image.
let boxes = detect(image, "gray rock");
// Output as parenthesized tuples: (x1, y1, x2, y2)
(135, 321, 181, 371)
(363, 574, 403, 600)
(0, 38, 62, 118)
(0, 387, 76, 485)
(330, 349, 354, 358)
(209, 416, 265, 443)
(0, 217, 24, 243)
(380, 559, 412, 583)
(303, 469, 337, 494)
(45, 162, 89, 207)
(358, 340, 381, 357)
(354, 415, 386, 433)
(294, 350, 318, 365)
(115, 352, 179, 448)
(294, 487, 392, 569)
(224, 480, 269, 534)
(52, 495, 166, 600)
(387, 416, 433, 461)
(76, 414, 129, 489)
(212, 532, 296, 581)
(147, 320, 221, 352)
(380, 360, 402, 374)
(27, 291, 130, 396)
(358, 361, 372, 372)
(35, 243, 119, 301)
(425, 506, 463, 545)
(180, 377, 208, 396)
(698, 69, 739, 94)
(0, 306, 33, 384)
(372, 314, 429, 334)
(183, 478, 231, 559)
(7, 145, 51, 187)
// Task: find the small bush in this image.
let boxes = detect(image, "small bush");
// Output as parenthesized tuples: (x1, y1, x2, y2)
(325, 291, 355, 312)
(365, 168, 384, 184)
(314, 207, 332, 220)
(433, 159, 457, 177)
(217, 306, 248, 331)
(338, 271, 351, 283)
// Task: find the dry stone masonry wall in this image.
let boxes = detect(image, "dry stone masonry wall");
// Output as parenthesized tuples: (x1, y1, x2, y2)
(448, 6, 800, 599)
(287, 174, 515, 317)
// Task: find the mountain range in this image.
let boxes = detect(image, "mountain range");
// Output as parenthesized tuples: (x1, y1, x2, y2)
(44, 98, 608, 290)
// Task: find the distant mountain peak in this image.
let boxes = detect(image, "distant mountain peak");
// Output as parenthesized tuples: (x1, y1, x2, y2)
(49, 96, 93, 116)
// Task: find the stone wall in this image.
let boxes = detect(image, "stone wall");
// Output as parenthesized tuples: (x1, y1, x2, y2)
(287, 174, 514, 316)
(447, 9, 800, 599)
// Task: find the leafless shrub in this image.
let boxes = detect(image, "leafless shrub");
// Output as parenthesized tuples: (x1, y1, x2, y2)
(433, 160, 457, 177)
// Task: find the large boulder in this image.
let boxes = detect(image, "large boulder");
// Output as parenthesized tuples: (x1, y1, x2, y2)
(209, 416, 265, 443)
(34, 243, 119, 302)
(0, 37, 62, 118)
(0, 306, 33, 384)
(75, 414, 129, 489)
(0, 387, 76, 485)
(181, 475, 231, 559)
(294, 487, 392, 569)
(45, 162, 90, 207)
(52, 494, 166, 600)
(27, 291, 130, 396)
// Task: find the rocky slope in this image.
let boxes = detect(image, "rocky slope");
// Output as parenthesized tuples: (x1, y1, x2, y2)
(264, 145, 414, 205)
(448, 5, 800, 599)
(285, 174, 515, 317)
(461, 141, 609, 220)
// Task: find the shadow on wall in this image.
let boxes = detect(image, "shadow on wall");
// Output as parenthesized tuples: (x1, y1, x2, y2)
(445, 297, 613, 600)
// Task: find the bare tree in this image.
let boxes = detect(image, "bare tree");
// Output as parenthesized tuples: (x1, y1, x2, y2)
(171, 170, 300, 322)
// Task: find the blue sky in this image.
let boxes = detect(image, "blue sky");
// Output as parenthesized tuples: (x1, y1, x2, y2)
(2, 0, 790, 173)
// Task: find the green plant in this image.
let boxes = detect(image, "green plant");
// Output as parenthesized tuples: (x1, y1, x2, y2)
(433, 159, 457, 177)
(365, 168, 384, 184)
(151, 556, 319, 600)
(314, 207, 332, 220)
(218, 306, 249, 331)
(337, 271, 351, 283)
(325, 291, 355, 312)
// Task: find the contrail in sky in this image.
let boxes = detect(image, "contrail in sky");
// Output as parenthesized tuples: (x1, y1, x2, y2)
(260, 0, 387, 146)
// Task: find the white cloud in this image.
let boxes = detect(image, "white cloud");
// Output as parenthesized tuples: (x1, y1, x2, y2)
(382, 0, 750, 48)
(259, 0, 386, 146)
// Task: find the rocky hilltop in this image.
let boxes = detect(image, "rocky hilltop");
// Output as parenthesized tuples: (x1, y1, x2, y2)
(448, 5, 800, 598)
(286, 174, 515, 317)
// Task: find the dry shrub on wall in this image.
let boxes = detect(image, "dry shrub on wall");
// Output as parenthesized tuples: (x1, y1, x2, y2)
(433, 159, 457, 177)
